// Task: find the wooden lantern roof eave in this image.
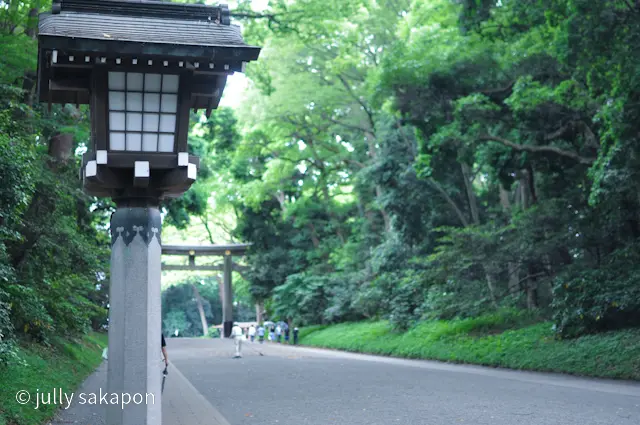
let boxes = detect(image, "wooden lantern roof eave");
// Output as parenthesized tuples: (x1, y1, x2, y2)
(37, 35, 261, 63)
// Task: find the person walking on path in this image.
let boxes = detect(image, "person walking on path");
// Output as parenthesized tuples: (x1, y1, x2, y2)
(293, 327, 299, 345)
(257, 324, 265, 343)
(275, 324, 282, 343)
(284, 326, 290, 343)
(161, 334, 169, 367)
(248, 324, 256, 343)
(231, 323, 244, 358)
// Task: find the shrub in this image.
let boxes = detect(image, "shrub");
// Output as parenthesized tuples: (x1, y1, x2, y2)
(553, 243, 640, 338)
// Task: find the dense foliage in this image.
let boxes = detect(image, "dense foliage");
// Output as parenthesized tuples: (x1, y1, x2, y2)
(3, 0, 640, 376)
(201, 0, 640, 338)
(0, 0, 112, 365)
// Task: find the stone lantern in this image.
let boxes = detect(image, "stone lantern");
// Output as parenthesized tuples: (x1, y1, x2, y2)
(36, 1, 260, 424)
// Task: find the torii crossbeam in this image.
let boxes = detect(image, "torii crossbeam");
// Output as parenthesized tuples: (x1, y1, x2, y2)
(161, 244, 250, 337)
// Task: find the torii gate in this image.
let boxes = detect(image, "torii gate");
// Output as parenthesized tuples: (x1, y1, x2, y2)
(161, 244, 250, 338)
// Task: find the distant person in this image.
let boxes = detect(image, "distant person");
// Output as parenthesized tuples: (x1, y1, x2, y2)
(284, 326, 290, 343)
(293, 327, 299, 345)
(161, 333, 168, 367)
(174, 329, 179, 337)
(257, 325, 265, 343)
(275, 324, 282, 343)
(231, 322, 243, 358)
(248, 324, 256, 342)
(269, 326, 275, 341)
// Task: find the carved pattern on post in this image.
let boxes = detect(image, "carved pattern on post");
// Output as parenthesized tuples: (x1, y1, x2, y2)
(110, 208, 162, 246)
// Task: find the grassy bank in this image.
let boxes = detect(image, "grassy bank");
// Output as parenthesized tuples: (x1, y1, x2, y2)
(0, 332, 108, 425)
(297, 312, 640, 380)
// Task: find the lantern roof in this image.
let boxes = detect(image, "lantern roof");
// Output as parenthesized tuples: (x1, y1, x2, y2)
(38, 0, 260, 60)
(37, 0, 261, 109)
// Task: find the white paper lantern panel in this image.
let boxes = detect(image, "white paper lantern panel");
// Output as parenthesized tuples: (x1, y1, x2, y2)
(145, 74, 162, 92)
(109, 112, 125, 131)
(108, 92, 125, 111)
(144, 93, 160, 112)
(126, 113, 142, 131)
(142, 134, 158, 152)
(162, 75, 179, 93)
(126, 93, 143, 111)
(126, 133, 142, 151)
(110, 132, 125, 150)
(161, 94, 178, 113)
(127, 73, 143, 91)
(108, 72, 125, 90)
(143, 113, 159, 132)
(159, 114, 176, 133)
(158, 134, 174, 152)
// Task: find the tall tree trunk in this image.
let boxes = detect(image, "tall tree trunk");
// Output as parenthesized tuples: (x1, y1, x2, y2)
(308, 223, 320, 249)
(10, 133, 74, 268)
(519, 168, 540, 310)
(461, 162, 497, 305)
(255, 301, 264, 324)
(499, 185, 521, 294)
(217, 276, 225, 324)
(365, 131, 391, 232)
(191, 283, 209, 336)
(321, 183, 346, 244)
(25, 8, 39, 38)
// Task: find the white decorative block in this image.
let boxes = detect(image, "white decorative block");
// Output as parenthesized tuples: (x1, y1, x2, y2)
(132, 58, 138, 65)
(179, 61, 184, 67)
(86, 160, 97, 177)
(85, 56, 90, 63)
(96, 150, 108, 165)
(134, 161, 150, 178)
(148, 59, 153, 66)
(178, 152, 189, 166)
(163, 61, 168, 67)
(209, 63, 214, 69)
(69, 55, 75, 62)
(188, 163, 197, 180)
(116, 58, 121, 64)
(52, 50, 58, 63)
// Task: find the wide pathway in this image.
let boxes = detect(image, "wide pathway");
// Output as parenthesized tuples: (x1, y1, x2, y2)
(168, 338, 640, 425)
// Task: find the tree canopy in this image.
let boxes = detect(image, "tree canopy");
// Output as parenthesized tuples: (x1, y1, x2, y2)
(2, 0, 640, 367)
